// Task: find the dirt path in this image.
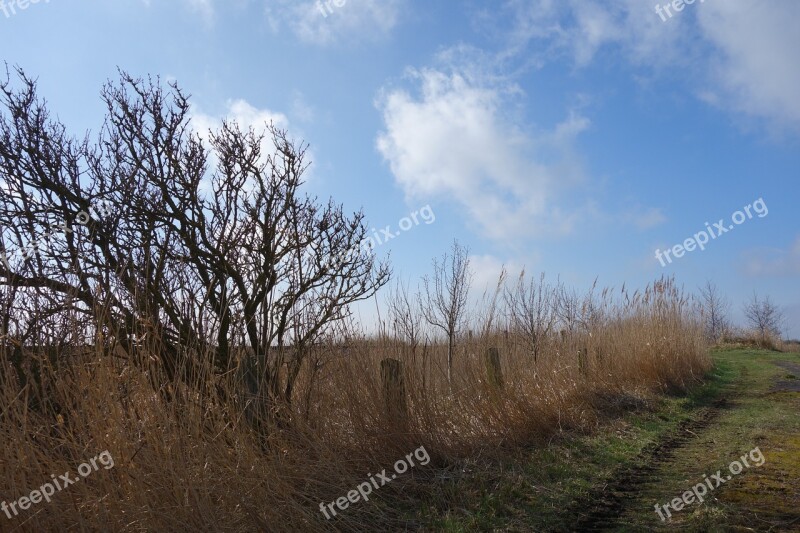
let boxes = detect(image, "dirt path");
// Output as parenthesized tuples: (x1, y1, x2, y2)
(408, 350, 800, 532)
(568, 350, 800, 532)
(571, 400, 728, 531)
(772, 360, 800, 393)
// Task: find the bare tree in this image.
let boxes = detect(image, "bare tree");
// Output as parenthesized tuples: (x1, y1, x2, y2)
(419, 240, 471, 385)
(0, 68, 390, 427)
(743, 292, 785, 342)
(698, 280, 730, 342)
(505, 271, 556, 363)
(556, 283, 581, 335)
(386, 278, 422, 355)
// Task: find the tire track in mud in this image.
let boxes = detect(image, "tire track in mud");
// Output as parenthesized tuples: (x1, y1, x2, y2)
(569, 398, 729, 532)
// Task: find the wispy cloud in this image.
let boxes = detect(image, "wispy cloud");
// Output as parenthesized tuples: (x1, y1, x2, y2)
(495, 0, 800, 133)
(742, 236, 800, 277)
(625, 207, 667, 231)
(185, 0, 214, 24)
(265, 0, 405, 45)
(469, 254, 528, 294)
(697, 2, 800, 134)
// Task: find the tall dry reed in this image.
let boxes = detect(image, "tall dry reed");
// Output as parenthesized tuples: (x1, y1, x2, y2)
(0, 277, 709, 531)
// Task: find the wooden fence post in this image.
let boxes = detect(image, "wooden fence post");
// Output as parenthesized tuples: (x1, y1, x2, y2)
(381, 358, 408, 427)
(484, 347, 504, 389)
(577, 348, 588, 376)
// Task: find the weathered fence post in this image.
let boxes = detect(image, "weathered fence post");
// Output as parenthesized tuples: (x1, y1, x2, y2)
(577, 348, 588, 376)
(484, 347, 504, 389)
(381, 358, 408, 427)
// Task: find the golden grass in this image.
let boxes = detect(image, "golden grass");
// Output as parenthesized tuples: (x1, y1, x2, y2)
(0, 278, 711, 531)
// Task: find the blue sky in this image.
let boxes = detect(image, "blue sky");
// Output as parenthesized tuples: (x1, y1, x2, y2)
(1, 0, 798, 336)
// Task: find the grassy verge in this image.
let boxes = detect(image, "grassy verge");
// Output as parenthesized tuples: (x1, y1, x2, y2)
(624, 348, 800, 532)
(409, 348, 800, 532)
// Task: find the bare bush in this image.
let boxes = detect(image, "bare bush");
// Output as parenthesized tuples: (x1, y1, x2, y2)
(556, 284, 581, 335)
(505, 271, 557, 362)
(743, 292, 785, 343)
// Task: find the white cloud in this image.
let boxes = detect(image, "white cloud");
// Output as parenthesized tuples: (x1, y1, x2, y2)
(469, 254, 528, 295)
(265, 0, 404, 45)
(376, 67, 589, 241)
(190, 99, 294, 191)
(697, 1, 800, 132)
(192, 98, 290, 146)
(499, 0, 800, 132)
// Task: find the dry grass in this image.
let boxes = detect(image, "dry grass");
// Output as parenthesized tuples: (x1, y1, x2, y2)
(717, 331, 797, 353)
(0, 278, 711, 531)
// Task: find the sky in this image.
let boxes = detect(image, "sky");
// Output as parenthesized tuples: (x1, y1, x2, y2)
(1, 0, 798, 336)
